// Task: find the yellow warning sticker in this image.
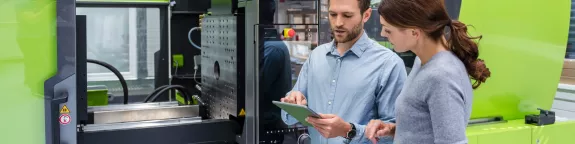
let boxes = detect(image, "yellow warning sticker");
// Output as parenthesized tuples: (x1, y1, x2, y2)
(60, 105, 70, 114)
(239, 108, 246, 116)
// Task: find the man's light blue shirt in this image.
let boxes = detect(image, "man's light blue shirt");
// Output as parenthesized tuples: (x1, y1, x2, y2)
(281, 30, 407, 143)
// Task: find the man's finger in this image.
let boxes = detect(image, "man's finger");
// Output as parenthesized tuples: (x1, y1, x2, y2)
(307, 117, 329, 127)
(296, 95, 305, 105)
(301, 99, 307, 105)
(376, 129, 390, 137)
(318, 130, 328, 138)
(306, 117, 325, 126)
(370, 138, 378, 144)
(318, 114, 336, 119)
(315, 125, 328, 132)
(365, 120, 373, 139)
(366, 121, 375, 139)
(288, 96, 296, 103)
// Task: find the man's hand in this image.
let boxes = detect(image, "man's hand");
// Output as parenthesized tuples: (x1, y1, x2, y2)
(280, 91, 307, 105)
(365, 119, 395, 144)
(306, 114, 351, 138)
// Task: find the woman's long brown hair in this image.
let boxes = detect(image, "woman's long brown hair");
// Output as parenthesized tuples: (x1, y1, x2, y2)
(378, 0, 490, 89)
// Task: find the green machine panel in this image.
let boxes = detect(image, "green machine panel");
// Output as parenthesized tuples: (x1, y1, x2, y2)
(532, 121, 575, 144)
(467, 120, 534, 144)
(0, 0, 57, 143)
(466, 120, 575, 144)
(459, 0, 571, 120)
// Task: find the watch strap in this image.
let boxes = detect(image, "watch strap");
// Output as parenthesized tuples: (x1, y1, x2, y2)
(345, 123, 356, 140)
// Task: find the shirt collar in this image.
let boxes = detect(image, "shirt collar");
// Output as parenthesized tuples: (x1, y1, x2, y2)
(326, 30, 370, 57)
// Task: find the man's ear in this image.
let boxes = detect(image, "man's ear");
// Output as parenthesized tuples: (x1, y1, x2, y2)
(363, 8, 372, 23)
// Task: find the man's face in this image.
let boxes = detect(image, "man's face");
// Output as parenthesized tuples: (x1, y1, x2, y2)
(328, 0, 371, 43)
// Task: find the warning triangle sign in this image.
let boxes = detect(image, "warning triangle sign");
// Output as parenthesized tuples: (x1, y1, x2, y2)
(60, 105, 70, 114)
(239, 108, 246, 116)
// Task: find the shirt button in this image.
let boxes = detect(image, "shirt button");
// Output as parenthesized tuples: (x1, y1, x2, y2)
(332, 80, 335, 83)
(328, 101, 332, 105)
(337, 59, 340, 62)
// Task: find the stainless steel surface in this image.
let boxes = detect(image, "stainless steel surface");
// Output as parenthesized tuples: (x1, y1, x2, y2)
(201, 15, 240, 119)
(83, 117, 202, 132)
(88, 101, 180, 112)
(91, 104, 200, 124)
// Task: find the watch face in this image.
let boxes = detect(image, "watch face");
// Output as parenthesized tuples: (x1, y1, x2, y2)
(348, 130, 356, 138)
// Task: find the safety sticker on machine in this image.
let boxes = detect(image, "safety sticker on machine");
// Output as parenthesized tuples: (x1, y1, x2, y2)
(59, 114, 71, 125)
(60, 105, 70, 114)
(239, 108, 246, 116)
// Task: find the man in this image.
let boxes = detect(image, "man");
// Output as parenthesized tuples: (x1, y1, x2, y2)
(280, 0, 407, 143)
(259, 0, 293, 143)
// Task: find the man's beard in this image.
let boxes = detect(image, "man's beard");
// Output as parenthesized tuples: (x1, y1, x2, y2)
(331, 23, 363, 43)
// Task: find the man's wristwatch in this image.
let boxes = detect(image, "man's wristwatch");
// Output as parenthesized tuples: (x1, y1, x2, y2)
(345, 123, 357, 140)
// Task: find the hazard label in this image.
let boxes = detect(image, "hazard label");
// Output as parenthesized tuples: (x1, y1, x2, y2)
(59, 114, 71, 125)
(60, 105, 70, 114)
(239, 108, 246, 116)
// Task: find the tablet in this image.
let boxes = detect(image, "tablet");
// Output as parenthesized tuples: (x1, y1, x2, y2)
(272, 101, 321, 127)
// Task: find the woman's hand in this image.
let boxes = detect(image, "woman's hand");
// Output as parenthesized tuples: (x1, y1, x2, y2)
(365, 119, 395, 144)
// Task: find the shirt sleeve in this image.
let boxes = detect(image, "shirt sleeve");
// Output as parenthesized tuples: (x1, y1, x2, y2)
(350, 55, 407, 144)
(281, 56, 310, 126)
(425, 74, 468, 144)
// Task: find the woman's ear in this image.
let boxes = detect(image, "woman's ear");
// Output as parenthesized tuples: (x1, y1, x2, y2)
(412, 29, 421, 39)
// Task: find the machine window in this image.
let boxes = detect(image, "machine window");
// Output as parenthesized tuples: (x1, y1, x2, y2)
(77, 7, 161, 100)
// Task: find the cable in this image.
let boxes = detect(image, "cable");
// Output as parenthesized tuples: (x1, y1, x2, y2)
(147, 85, 205, 105)
(144, 85, 171, 102)
(145, 85, 188, 103)
(174, 60, 179, 76)
(87, 59, 129, 104)
(193, 68, 201, 84)
(188, 27, 201, 50)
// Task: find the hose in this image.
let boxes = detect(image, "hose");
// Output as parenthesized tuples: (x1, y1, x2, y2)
(188, 27, 201, 50)
(144, 85, 204, 105)
(144, 85, 171, 102)
(87, 59, 129, 104)
(145, 85, 187, 103)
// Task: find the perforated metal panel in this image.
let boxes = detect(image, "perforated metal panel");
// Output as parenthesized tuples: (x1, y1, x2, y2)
(201, 15, 240, 119)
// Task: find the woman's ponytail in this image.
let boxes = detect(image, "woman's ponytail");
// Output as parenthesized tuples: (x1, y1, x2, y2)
(448, 20, 491, 89)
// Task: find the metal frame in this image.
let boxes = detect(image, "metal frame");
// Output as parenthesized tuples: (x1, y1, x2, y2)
(241, 0, 258, 144)
(44, 0, 79, 143)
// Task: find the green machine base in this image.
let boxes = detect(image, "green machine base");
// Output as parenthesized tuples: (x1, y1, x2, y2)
(466, 120, 575, 144)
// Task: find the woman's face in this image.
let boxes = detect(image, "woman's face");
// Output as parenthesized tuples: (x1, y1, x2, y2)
(379, 16, 417, 53)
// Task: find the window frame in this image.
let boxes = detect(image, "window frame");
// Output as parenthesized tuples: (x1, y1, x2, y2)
(76, 2, 169, 83)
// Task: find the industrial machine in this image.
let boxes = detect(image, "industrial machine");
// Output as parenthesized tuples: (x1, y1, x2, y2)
(2, 0, 575, 144)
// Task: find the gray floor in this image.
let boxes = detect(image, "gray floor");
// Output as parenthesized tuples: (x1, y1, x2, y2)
(552, 84, 575, 120)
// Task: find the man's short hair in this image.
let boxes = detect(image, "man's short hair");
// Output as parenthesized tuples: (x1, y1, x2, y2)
(328, 0, 371, 14)
(259, 0, 276, 24)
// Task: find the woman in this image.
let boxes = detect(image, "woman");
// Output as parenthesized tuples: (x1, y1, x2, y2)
(365, 0, 491, 144)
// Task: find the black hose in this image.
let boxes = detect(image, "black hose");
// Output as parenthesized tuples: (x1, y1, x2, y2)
(150, 85, 190, 103)
(87, 59, 129, 104)
(143, 85, 171, 102)
(144, 85, 192, 104)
